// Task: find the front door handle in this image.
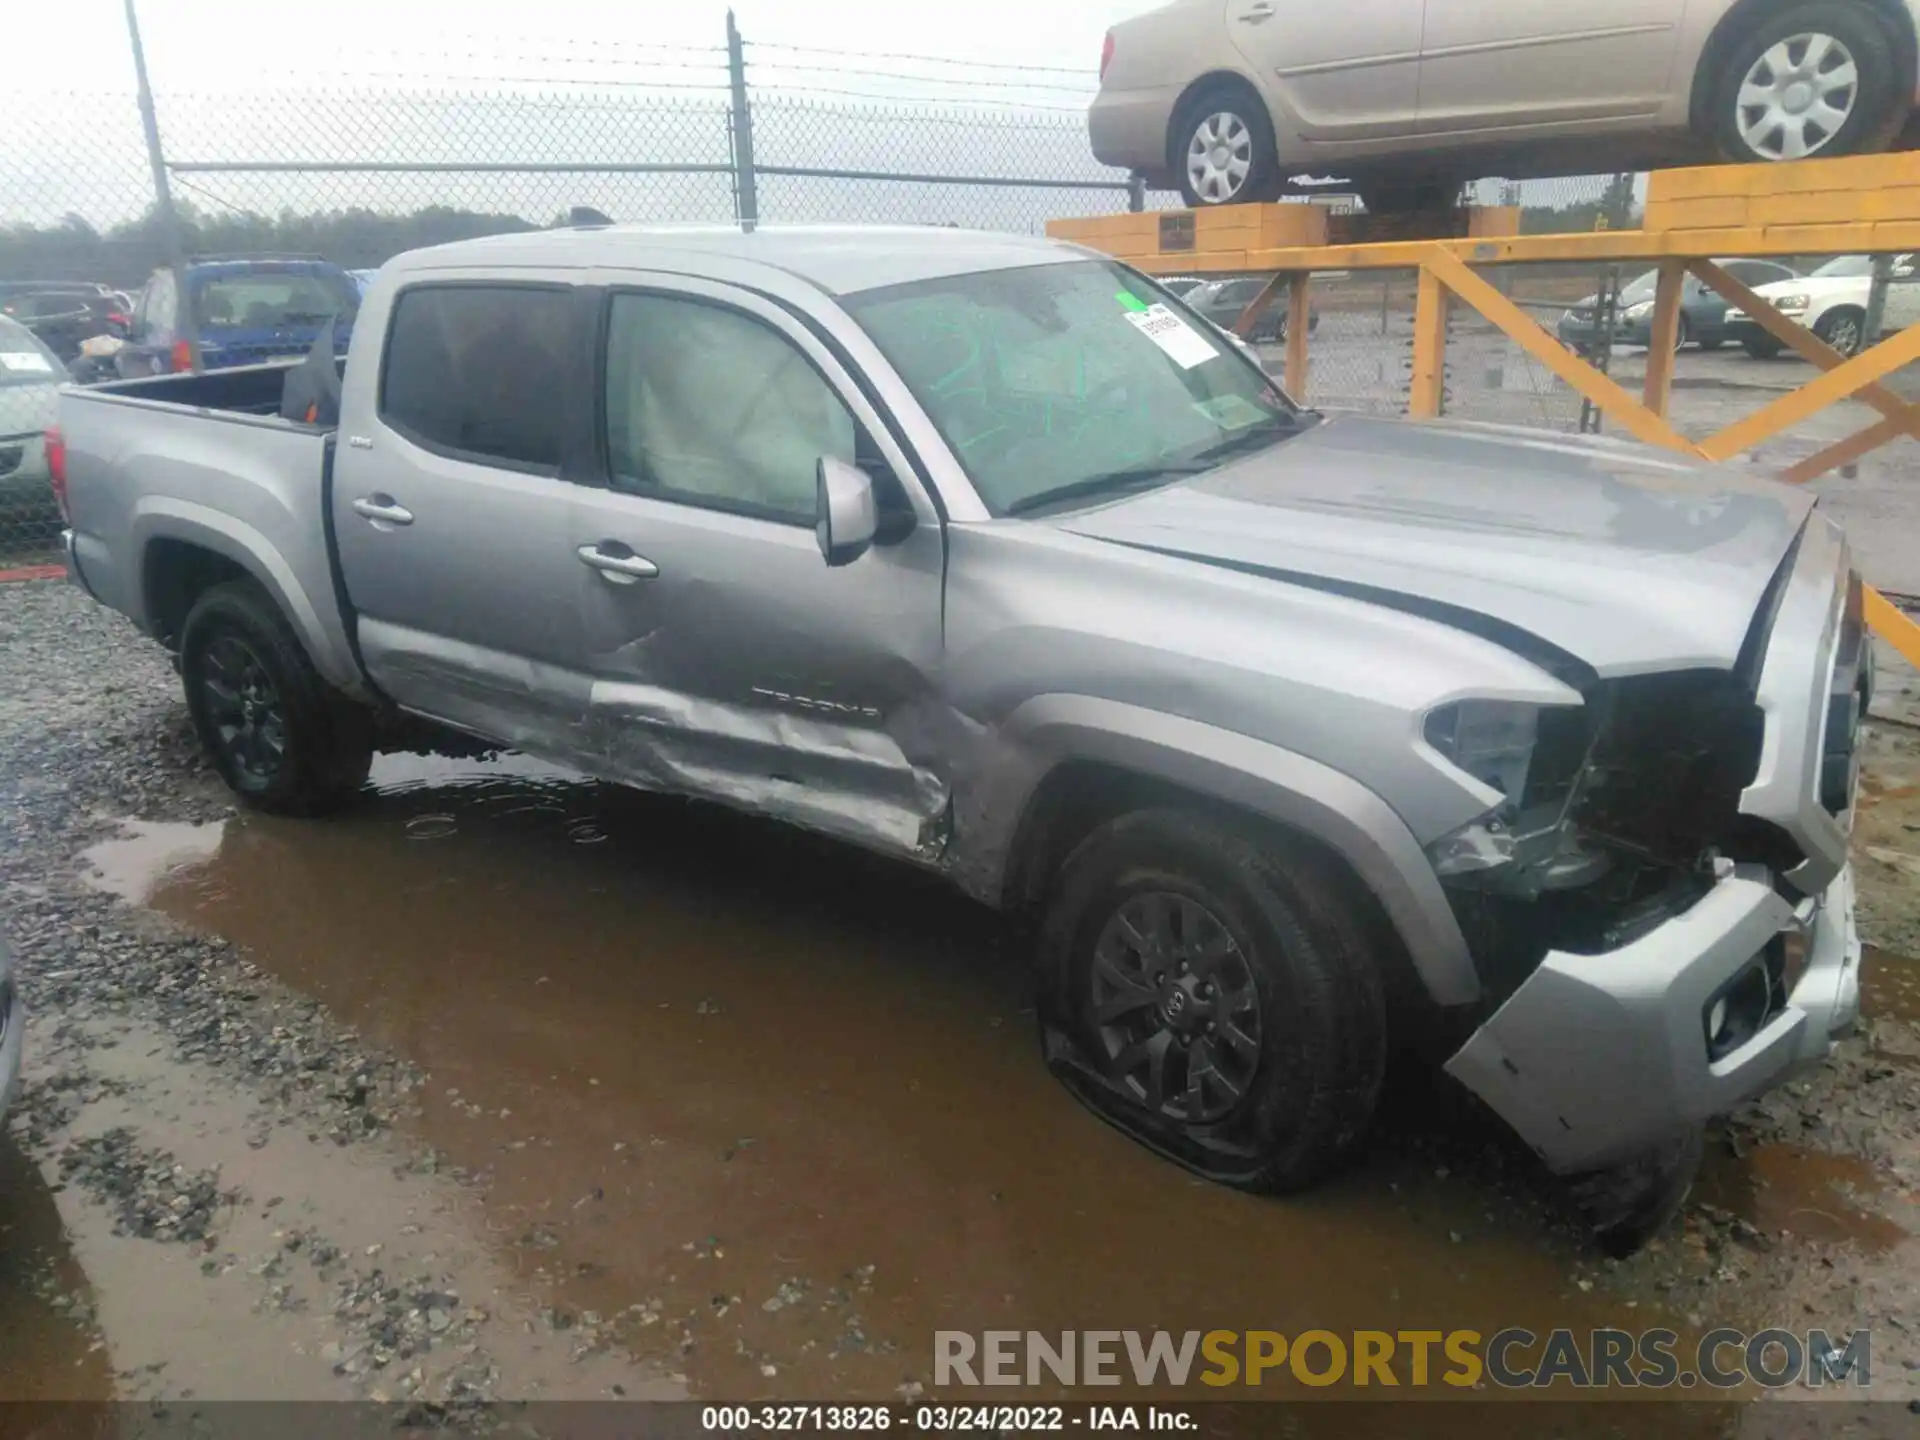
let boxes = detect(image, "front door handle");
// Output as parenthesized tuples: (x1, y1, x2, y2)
(351, 495, 413, 527)
(1239, 0, 1274, 19)
(577, 542, 659, 583)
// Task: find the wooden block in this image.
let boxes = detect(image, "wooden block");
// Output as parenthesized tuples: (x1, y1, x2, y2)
(1869, 220, 1920, 250)
(1466, 206, 1522, 239)
(1648, 165, 1751, 202)
(1862, 188, 1920, 221)
(1762, 222, 1891, 251)
(1645, 195, 1751, 230)
(1259, 205, 1329, 247)
(1749, 191, 1873, 225)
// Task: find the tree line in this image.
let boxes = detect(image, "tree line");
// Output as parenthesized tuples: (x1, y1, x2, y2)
(0, 200, 546, 288)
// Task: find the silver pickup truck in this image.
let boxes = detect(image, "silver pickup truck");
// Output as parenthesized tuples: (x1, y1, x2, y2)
(56, 224, 1868, 1251)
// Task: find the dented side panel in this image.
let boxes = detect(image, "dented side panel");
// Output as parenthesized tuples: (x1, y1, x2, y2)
(566, 486, 952, 861)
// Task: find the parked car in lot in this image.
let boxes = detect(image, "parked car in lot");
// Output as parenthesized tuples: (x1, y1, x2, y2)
(0, 314, 66, 517)
(1094, 0, 1920, 209)
(1155, 275, 1208, 298)
(57, 225, 1868, 1251)
(1724, 252, 1920, 355)
(1182, 275, 1320, 342)
(1, 289, 130, 363)
(116, 256, 360, 378)
(1557, 259, 1801, 354)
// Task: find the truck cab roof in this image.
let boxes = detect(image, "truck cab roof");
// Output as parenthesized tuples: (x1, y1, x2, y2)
(386, 223, 1080, 297)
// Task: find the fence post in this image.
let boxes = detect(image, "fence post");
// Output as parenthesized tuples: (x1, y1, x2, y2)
(726, 10, 759, 231)
(1866, 253, 1893, 349)
(1127, 173, 1146, 213)
(123, 0, 198, 372)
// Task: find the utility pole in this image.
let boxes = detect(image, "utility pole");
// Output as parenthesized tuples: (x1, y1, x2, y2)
(123, 0, 199, 371)
(726, 11, 759, 232)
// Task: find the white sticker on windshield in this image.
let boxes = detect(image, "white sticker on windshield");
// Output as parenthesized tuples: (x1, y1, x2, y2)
(1124, 304, 1218, 370)
(0, 352, 53, 373)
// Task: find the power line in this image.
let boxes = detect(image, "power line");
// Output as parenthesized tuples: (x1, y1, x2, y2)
(745, 40, 1093, 77)
(747, 61, 1095, 95)
(749, 84, 1088, 114)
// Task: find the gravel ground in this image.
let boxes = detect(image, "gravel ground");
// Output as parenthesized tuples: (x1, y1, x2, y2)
(0, 583, 681, 1410)
(6, 573, 1920, 1419)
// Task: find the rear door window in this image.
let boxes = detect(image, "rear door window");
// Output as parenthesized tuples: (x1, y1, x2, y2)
(379, 284, 571, 472)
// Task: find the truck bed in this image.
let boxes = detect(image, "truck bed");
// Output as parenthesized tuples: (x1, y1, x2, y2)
(60, 357, 364, 696)
(84, 359, 344, 424)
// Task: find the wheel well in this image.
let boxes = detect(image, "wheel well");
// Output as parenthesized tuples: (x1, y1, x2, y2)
(142, 540, 250, 649)
(1004, 759, 1433, 1024)
(1690, 0, 1919, 132)
(1164, 70, 1267, 173)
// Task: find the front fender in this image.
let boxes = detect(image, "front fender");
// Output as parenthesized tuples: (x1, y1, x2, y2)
(964, 693, 1480, 1008)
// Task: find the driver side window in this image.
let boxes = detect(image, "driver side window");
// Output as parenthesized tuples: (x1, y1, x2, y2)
(603, 292, 856, 527)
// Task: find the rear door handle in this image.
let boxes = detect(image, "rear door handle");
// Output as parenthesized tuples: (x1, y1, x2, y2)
(1239, 1, 1274, 18)
(577, 542, 659, 583)
(351, 495, 413, 527)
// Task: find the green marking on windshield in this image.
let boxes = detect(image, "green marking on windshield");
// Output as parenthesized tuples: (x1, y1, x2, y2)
(1115, 291, 1149, 313)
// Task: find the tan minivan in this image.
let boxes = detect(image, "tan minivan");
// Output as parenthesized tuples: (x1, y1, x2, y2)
(1093, 0, 1920, 209)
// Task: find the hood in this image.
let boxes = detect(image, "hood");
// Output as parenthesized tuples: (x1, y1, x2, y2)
(1751, 275, 1854, 299)
(1054, 414, 1814, 679)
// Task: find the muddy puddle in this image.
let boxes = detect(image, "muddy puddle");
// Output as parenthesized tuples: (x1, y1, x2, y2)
(62, 751, 1749, 1407)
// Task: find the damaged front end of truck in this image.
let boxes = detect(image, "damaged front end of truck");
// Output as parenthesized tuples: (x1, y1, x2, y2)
(1434, 518, 1870, 1251)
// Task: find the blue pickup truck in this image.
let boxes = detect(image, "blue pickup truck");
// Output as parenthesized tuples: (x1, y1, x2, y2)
(117, 256, 359, 378)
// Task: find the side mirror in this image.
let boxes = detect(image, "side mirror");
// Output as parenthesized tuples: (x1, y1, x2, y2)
(816, 456, 877, 567)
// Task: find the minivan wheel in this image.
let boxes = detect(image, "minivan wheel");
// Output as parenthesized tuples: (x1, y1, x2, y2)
(1037, 809, 1387, 1192)
(1711, 3, 1903, 163)
(180, 580, 373, 816)
(1173, 83, 1282, 207)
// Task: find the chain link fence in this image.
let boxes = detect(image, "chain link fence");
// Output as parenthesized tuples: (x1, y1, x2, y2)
(6, 14, 1871, 563)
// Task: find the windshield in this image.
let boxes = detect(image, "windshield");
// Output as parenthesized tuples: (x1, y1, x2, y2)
(0, 315, 68, 388)
(194, 269, 360, 330)
(1619, 270, 1660, 303)
(844, 259, 1301, 516)
(1812, 255, 1872, 279)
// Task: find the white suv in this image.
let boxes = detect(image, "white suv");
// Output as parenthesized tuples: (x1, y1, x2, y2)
(1725, 253, 1920, 356)
(1093, 0, 1920, 210)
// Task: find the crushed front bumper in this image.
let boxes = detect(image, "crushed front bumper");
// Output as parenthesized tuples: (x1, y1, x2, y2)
(1446, 864, 1860, 1175)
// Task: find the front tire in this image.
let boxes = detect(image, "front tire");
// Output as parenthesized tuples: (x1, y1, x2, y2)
(1037, 810, 1387, 1192)
(1172, 82, 1282, 208)
(180, 580, 373, 816)
(1743, 334, 1786, 358)
(1709, 2, 1905, 163)
(1816, 304, 1867, 355)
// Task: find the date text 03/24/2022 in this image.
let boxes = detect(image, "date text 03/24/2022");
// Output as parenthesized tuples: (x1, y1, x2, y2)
(700, 1404, 1196, 1432)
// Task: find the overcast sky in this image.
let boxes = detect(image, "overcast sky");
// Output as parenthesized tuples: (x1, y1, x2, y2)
(16, 0, 1160, 96)
(4, 0, 1170, 231)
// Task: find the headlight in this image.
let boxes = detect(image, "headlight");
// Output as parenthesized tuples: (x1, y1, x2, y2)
(1423, 699, 1540, 804)
(1423, 699, 1607, 888)
(1773, 293, 1811, 313)
(1622, 301, 1654, 321)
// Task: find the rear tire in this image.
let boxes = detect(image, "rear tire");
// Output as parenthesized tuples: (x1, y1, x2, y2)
(180, 580, 373, 817)
(1037, 809, 1387, 1192)
(1743, 334, 1785, 358)
(1709, 2, 1905, 163)
(1172, 82, 1283, 208)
